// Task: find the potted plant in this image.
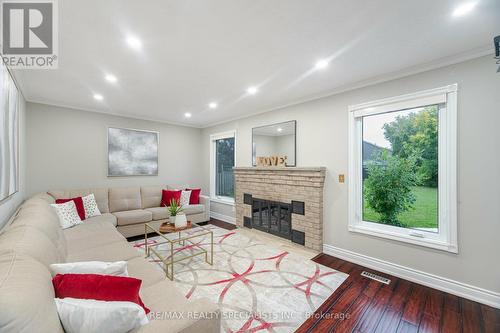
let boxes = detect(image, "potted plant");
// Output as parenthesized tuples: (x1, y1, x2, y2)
(168, 199, 187, 228)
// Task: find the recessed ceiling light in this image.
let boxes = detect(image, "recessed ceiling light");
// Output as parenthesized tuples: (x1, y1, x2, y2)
(452, 2, 478, 17)
(277, 127, 283, 132)
(93, 94, 103, 101)
(126, 36, 142, 50)
(246, 86, 258, 95)
(314, 59, 329, 70)
(184, 112, 192, 118)
(105, 74, 117, 83)
(209, 102, 218, 109)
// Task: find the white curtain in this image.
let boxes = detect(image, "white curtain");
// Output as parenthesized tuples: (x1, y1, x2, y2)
(0, 63, 19, 201)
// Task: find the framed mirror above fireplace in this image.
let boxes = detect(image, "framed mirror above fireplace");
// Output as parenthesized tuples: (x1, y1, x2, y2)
(252, 120, 296, 166)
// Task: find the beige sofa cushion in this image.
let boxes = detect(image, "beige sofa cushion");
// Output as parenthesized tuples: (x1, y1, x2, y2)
(0, 251, 64, 333)
(67, 241, 141, 262)
(126, 257, 163, 288)
(29, 192, 55, 203)
(48, 188, 110, 213)
(136, 281, 220, 333)
(66, 235, 125, 255)
(64, 223, 126, 254)
(182, 204, 205, 215)
(139, 279, 185, 306)
(0, 225, 64, 267)
(63, 217, 117, 241)
(145, 207, 168, 221)
(113, 209, 152, 226)
(141, 185, 165, 209)
(85, 212, 117, 226)
(117, 220, 163, 239)
(12, 198, 67, 258)
(109, 187, 142, 212)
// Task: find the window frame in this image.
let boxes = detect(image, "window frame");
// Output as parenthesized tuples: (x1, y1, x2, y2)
(348, 84, 458, 253)
(210, 130, 236, 205)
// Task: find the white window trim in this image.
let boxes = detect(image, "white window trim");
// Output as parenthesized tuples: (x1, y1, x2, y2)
(348, 84, 458, 253)
(210, 130, 236, 204)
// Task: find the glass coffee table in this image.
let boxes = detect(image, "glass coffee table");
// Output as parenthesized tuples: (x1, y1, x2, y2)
(144, 221, 213, 280)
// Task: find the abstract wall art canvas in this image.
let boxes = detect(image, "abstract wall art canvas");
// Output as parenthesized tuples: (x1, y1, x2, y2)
(107, 127, 159, 176)
(0, 63, 19, 202)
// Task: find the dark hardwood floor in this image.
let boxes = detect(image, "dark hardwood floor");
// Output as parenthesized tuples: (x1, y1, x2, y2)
(131, 218, 499, 332)
(296, 253, 500, 333)
(204, 218, 237, 230)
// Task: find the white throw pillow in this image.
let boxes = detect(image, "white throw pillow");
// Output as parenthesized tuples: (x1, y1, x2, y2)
(51, 201, 83, 229)
(55, 298, 149, 333)
(49, 261, 128, 277)
(82, 193, 101, 218)
(180, 190, 192, 207)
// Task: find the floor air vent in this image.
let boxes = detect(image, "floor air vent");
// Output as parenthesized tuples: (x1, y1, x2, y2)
(361, 271, 391, 285)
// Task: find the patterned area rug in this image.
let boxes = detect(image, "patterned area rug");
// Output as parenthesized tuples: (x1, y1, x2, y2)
(130, 225, 348, 332)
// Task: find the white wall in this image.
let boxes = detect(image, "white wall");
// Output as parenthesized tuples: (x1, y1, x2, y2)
(26, 103, 204, 195)
(0, 96, 26, 230)
(201, 56, 500, 295)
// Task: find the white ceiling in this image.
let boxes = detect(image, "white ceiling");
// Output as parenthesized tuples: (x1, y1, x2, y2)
(13, 0, 500, 128)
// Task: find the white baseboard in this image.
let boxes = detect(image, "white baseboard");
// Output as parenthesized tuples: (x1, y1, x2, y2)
(323, 244, 500, 309)
(210, 211, 236, 224)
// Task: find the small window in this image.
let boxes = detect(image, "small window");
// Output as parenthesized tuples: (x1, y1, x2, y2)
(210, 131, 236, 202)
(349, 85, 457, 252)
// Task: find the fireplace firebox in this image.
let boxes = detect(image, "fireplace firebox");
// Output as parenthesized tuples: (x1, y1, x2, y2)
(251, 198, 292, 239)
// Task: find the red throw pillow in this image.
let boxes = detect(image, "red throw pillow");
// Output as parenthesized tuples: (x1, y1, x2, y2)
(160, 189, 181, 207)
(55, 197, 86, 220)
(186, 188, 201, 204)
(52, 274, 150, 314)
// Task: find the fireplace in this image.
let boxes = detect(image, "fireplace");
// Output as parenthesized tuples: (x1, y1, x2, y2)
(251, 198, 292, 239)
(234, 167, 326, 251)
(242, 194, 306, 245)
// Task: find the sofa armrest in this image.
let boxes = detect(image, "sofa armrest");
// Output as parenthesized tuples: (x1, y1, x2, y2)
(177, 298, 221, 333)
(199, 195, 210, 221)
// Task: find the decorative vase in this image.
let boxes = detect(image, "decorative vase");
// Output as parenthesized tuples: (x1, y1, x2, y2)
(173, 212, 187, 228)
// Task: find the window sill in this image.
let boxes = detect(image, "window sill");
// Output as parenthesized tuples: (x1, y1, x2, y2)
(210, 197, 235, 206)
(348, 223, 458, 253)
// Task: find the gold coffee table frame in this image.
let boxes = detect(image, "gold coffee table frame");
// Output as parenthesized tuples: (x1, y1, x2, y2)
(144, 222, 213, 280)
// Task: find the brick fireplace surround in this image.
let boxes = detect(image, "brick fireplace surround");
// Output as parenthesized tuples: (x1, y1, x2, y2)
(234, 167, 326, 251)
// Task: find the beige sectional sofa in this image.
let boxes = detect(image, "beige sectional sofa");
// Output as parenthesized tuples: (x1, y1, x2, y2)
(0, 191, 219, 333)
(48, 185, 210, 237)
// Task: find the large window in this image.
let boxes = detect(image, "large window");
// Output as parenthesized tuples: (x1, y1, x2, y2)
(210, 131, 236, 202)
(349, 85, 457, 252)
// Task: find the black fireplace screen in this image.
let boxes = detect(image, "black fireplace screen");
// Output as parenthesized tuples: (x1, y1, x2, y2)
(251, 198, 291, 239)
